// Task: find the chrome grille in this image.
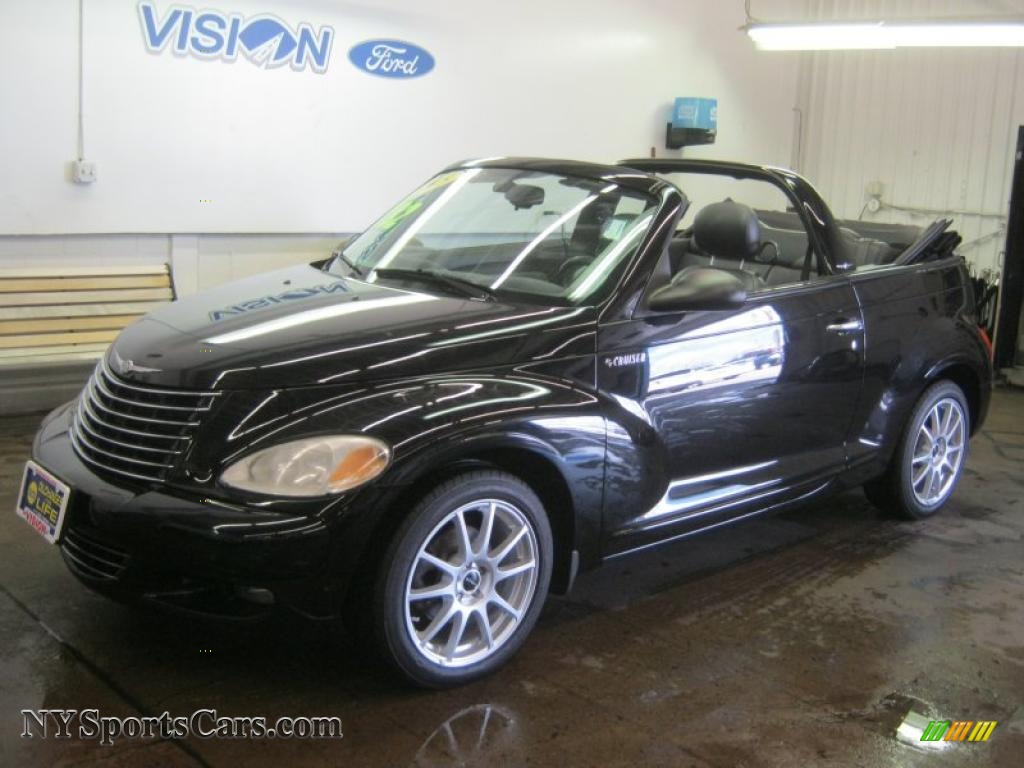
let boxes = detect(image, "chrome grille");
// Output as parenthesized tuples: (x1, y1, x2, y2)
(70, 359, 219, 484)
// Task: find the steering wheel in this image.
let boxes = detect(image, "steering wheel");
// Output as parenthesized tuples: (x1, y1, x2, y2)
(556, 256, 593, 286)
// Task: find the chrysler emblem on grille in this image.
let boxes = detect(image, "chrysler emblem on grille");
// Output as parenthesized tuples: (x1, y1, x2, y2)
(110, 350, 161, 376)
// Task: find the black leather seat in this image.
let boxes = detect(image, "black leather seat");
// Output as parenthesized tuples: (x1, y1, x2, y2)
(758, 223, 810, 285)
(839, 227, 898, 267)
(669, 200, 767, 292)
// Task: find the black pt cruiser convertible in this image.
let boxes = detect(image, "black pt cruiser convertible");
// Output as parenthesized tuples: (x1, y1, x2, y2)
(19, 157, 992, 687)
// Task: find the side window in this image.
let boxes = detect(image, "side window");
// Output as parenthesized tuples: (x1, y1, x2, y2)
(664, 175, 822, 292)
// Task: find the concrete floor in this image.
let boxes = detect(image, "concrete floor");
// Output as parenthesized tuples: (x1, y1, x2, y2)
(1, 390, 1022, 767)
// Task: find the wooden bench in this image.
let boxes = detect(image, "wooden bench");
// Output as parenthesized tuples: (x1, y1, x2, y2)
(0, 264, 175, 413)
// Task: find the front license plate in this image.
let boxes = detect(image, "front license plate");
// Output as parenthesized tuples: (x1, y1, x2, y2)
(15, 461, 71, 544)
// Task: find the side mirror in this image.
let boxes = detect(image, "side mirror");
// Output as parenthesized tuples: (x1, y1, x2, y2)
(648, 267, 747, 312)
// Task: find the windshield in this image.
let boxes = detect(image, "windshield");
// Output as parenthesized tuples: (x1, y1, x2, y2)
(328, 167, 659, 306)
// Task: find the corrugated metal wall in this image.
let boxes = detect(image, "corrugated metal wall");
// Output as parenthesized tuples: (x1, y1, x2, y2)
(795, 0, 1024, 275)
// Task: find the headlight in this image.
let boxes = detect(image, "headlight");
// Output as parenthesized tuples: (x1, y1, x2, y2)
(220, 436, 391, 497)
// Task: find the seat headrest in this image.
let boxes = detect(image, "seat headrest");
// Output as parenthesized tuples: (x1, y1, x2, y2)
(693, 200, 762, 260)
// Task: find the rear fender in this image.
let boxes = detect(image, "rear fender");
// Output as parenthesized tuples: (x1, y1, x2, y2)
(854, 323, 990, 476)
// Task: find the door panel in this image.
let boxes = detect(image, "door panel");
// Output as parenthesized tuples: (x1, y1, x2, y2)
(598, 280, 863, 555)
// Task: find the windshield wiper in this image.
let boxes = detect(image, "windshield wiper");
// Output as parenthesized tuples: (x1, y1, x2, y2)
(331, 250, 364, 278)
(373, 268, 496, 301)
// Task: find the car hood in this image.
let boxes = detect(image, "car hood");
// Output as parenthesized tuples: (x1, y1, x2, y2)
(108, 264, 594, 390)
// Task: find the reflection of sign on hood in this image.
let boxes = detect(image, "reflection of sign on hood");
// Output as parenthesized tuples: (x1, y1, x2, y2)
(138, 3, 334, 74)
(208, 281, 350, 322)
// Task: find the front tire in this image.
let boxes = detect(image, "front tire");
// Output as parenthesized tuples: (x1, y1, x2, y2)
(373, 470, 552, 688)
(864, 380, 970, 519)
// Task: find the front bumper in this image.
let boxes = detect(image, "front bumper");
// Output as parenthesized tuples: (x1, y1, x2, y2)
(33, 403, 345, 619)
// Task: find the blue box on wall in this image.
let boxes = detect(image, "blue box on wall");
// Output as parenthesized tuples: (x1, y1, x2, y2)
(672, 97, 717, 131)
(667, 97, 717, 148)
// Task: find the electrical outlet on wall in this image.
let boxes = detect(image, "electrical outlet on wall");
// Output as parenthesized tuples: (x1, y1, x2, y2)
(71, 159, 97, 184)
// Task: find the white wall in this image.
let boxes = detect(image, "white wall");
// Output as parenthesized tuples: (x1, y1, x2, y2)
(795, 0, 1024, 276)
(0, 0, 801, 238)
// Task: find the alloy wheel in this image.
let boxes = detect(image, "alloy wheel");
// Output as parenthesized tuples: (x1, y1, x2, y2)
(910, 396, 966, 507)
(404, 498, 539, 667)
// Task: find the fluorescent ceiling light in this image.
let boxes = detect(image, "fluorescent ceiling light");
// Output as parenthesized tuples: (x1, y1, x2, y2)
(747, 21, 1024, 51)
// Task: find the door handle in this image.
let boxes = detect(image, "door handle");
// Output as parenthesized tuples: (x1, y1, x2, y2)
(826, 318, 863, 333)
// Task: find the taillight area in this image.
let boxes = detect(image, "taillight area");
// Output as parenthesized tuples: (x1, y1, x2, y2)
(977, 326, 994, 360)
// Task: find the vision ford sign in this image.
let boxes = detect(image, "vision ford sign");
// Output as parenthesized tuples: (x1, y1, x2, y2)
(348, 40, 435, 79)
(138, 2, 334, 74)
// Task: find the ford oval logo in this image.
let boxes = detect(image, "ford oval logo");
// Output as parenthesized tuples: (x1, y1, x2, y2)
(348, 39, 435, 79)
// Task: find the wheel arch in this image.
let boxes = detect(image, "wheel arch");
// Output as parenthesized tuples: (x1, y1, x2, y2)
(352, 434, 590, 601)
(924, 359, 985, 435)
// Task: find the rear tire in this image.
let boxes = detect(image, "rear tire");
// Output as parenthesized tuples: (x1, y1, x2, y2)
(372, 470, 552, 688)
(864, 380, 970, 520)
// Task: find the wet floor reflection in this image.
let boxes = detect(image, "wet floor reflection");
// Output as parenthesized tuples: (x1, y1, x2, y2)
(411, 703, 520, 768)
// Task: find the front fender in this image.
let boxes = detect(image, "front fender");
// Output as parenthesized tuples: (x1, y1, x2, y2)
(188, 372, 608, 573)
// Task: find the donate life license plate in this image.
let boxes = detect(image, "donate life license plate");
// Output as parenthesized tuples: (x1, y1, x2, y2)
(16, 461, 70, 544)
